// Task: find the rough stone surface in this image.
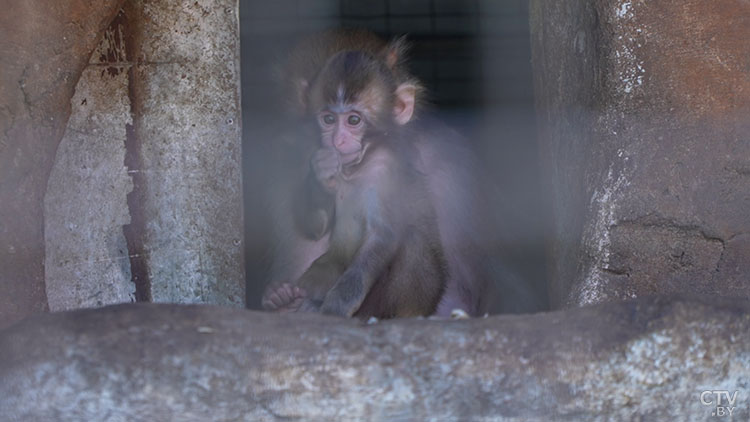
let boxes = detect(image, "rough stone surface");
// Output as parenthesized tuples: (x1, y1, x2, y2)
(124, 0, 244, 306)
(1, 295, 749, 421)
(530, 0, 750, 308)
(0, 0, 126, 329)
(43, 1, 245, 309)
(45, 18, 135, 311)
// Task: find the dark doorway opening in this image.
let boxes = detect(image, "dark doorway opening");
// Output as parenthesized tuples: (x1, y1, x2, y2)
(240, 0, 549, 313)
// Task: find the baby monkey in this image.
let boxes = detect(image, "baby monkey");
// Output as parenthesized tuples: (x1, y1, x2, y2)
(263, 48, 446, 318)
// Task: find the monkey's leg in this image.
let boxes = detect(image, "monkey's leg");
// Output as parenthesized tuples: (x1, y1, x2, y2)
(433, 249, 484, 317)
(320, 233, 398, 317)
(380, 229, 447, 318)
(295, 252, 345, 312)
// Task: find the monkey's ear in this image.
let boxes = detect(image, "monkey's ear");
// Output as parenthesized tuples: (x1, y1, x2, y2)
(393, 83, 416, 125)
(385, 36, 409, 70)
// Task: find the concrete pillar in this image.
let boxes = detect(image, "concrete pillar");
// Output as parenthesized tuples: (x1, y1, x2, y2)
(530, 0, 750, 307)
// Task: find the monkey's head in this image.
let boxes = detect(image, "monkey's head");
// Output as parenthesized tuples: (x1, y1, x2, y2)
(306, 50, 418, 164)
(282, 29, 419, 116)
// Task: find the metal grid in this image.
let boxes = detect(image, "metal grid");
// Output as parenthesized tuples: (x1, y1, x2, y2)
(241, 0, 532, 107)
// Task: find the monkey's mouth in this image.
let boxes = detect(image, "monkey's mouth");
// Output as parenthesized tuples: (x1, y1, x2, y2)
(339, 145, 367, 166)
(339, 144, 370, 177)
(339, 151, 360, 164)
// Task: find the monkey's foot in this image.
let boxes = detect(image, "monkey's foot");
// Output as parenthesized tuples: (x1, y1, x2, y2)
(298, 298, 323, 313)
(450, 309, 471, 320)
(261, 283, 307, 313)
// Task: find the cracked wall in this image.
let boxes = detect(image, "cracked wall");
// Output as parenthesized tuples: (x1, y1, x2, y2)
(44, 0, 244, 310)
(45, 16, 135, 310)
(531, 0, 750, 307)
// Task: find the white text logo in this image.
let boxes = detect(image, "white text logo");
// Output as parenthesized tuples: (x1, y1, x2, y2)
(700, 390, 739, 417)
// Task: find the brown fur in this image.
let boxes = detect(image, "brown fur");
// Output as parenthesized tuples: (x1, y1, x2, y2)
(280, 28, 423, 116)
(292, 50, 446, 318)
(261, 29, 493, 318)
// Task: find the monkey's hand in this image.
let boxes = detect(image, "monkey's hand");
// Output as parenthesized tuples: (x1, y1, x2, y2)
(261, 283, 307, 313)
(311, 148, 340, 193)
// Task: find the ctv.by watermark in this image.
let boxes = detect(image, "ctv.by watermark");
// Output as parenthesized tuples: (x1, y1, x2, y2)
(700, 390, 740, 417)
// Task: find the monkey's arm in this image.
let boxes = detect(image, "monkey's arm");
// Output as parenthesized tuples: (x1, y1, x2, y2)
(295, 251, 345, 309)
(320, 188, 401, 317)
(292, 166, 335, 240)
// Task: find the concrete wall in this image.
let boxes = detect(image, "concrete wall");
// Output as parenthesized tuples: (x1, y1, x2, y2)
(44, 0, 244, 310)
(45, 19, 135, 310)
(0, 0, 126, 329)
(530, 0, 750, 307)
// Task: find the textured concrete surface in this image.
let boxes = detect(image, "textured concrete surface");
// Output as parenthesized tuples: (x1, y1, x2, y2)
(124, 0, 244, 306)
(45, 16, 135, 311)
(0, 0, 126, 329)
(42, 1, 245, 309)
(530, 0, 750, 308)
(2, 295, 749, 421)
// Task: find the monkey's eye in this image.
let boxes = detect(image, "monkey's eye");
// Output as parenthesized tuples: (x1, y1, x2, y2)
(347, 114, 361, 126)
(320, 113, 336, 126)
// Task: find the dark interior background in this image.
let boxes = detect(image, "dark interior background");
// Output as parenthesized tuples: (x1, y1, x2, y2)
(240, 0, 549, 313)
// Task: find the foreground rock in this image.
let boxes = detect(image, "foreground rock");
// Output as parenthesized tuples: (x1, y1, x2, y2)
(1, 295, 748, 421)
